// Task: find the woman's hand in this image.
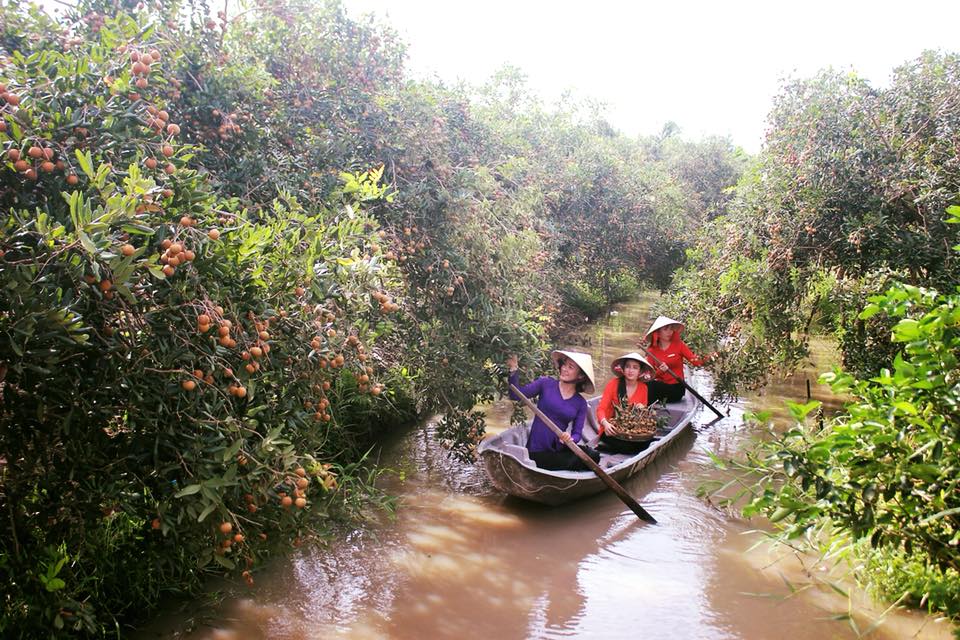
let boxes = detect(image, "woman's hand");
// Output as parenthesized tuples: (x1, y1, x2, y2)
(558, 431, 572, 444)
(506, 354, 519, 373)
(603, 420, 620, 436)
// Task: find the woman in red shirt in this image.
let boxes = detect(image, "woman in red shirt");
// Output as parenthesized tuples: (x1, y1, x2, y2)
(643, 316, 709, 404)
(595, 352, 655, 455)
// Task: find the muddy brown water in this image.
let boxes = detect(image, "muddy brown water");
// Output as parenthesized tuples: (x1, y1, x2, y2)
(138, 299, 954, 640)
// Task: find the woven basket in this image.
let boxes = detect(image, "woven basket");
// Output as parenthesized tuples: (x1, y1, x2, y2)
(609, 404, 660, 441)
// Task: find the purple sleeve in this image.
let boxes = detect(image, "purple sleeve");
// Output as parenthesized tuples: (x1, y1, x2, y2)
(508, 370, 544, 401)
(570, 399, 588, 443)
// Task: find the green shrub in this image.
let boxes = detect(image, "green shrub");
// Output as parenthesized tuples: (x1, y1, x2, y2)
(708, 234, 960, 624)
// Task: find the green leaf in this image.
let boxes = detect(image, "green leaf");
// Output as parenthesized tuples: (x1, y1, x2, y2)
(75, 148, 94, 179)
(769, 506, 793, 523)
(44, 578, 66, 592)
(785, 400, 821, 421)
(174, 484, 202, 498)
(858, 304, 881, 320)
(77, 230, 97, 255)
(892, 401, 918, 415)
(197, 502, 217, 523)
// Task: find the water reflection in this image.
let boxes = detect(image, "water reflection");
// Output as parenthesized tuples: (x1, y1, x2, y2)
(138, 297, 953, 640)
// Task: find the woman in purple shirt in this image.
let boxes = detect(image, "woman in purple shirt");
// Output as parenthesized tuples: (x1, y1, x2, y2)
(507, 350, 601, 471)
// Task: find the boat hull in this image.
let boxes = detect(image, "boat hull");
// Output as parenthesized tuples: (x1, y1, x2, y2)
(478, 393, 700, 505)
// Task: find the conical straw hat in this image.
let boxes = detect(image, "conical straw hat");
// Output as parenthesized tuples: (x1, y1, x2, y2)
(551, 350, 596, 395)
(611, 351, 652, 375)
(644, 315, 684, 338)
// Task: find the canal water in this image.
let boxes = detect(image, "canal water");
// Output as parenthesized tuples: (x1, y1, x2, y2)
(139, 298, 954, 639)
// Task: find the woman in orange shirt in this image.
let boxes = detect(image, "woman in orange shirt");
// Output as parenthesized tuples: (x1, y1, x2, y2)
(644, 316, 709, 404)
(595, 352, 655, 455)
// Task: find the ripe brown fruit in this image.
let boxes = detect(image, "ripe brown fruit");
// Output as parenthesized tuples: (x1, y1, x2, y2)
(152, 518, 161, 530)
(234, 386, 247, 398)
(162, 265, 175, 276)
(296, 477, 309, 489)
(166, 123, 180, 135)
(145, 157, 158, 169)
(181, 379, 196, 391)
(7, 148, 20, 162)
(233, 533, 244, 543)
(295, 497, 307, 509)
(219, 521, 233, 534)
(40, 161, 55, 173)
(3, 93, 20, 106)
(135, 77, 148, 89)
(66, 174, 79, 185)
(164, 163, 175, 174)
(198, 314, 211, 325)
(161, 144, 174, 157)
(250, 346, 263, 358)
(27, 146, 43, 159)
(207, 229, 220, 240)
(295, 467, 306, 477)
(121, 244, 135, 256)
(179, 216, 193, 227)
(280, 495, 293, 508)
(13, 159, 28, 172)
(99, 279, 112, 292)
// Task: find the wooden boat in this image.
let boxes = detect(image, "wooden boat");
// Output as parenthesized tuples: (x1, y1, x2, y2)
(478, 393, 701, 505)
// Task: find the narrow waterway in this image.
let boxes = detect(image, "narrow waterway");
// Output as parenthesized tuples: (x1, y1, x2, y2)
(139, 298, 954, 640)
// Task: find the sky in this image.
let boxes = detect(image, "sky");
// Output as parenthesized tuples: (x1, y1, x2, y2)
(339, 0, 960, 152)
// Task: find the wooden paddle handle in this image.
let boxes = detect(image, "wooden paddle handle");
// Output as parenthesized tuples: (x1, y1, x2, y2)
(509, 383, 656, 523)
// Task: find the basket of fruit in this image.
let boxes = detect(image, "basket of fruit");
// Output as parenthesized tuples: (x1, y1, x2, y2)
(608, 403, 663, 441)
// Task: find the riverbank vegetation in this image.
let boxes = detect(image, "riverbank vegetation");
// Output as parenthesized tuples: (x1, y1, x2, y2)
(0, 0, 742, 635)
(681, 54, 960, 628)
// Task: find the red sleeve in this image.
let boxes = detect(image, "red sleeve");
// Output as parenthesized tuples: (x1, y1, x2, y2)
(595, 379, 620, 433)
(680, 341, 706, 367)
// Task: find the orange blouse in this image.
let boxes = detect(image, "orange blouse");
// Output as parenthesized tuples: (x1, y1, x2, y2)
(596, 377, 649, 435)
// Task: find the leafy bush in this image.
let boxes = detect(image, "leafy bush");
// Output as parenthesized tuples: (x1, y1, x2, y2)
(670, 54, 960, 396)
(562, 280, 606, 319)
(0, 6, 411, 634)
(861, 546, 960, 622)
(708, 248, 960, 624)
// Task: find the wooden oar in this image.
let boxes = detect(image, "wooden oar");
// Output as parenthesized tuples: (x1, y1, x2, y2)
(509, 383, 656, 524)
(637, 346, 725, 419)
